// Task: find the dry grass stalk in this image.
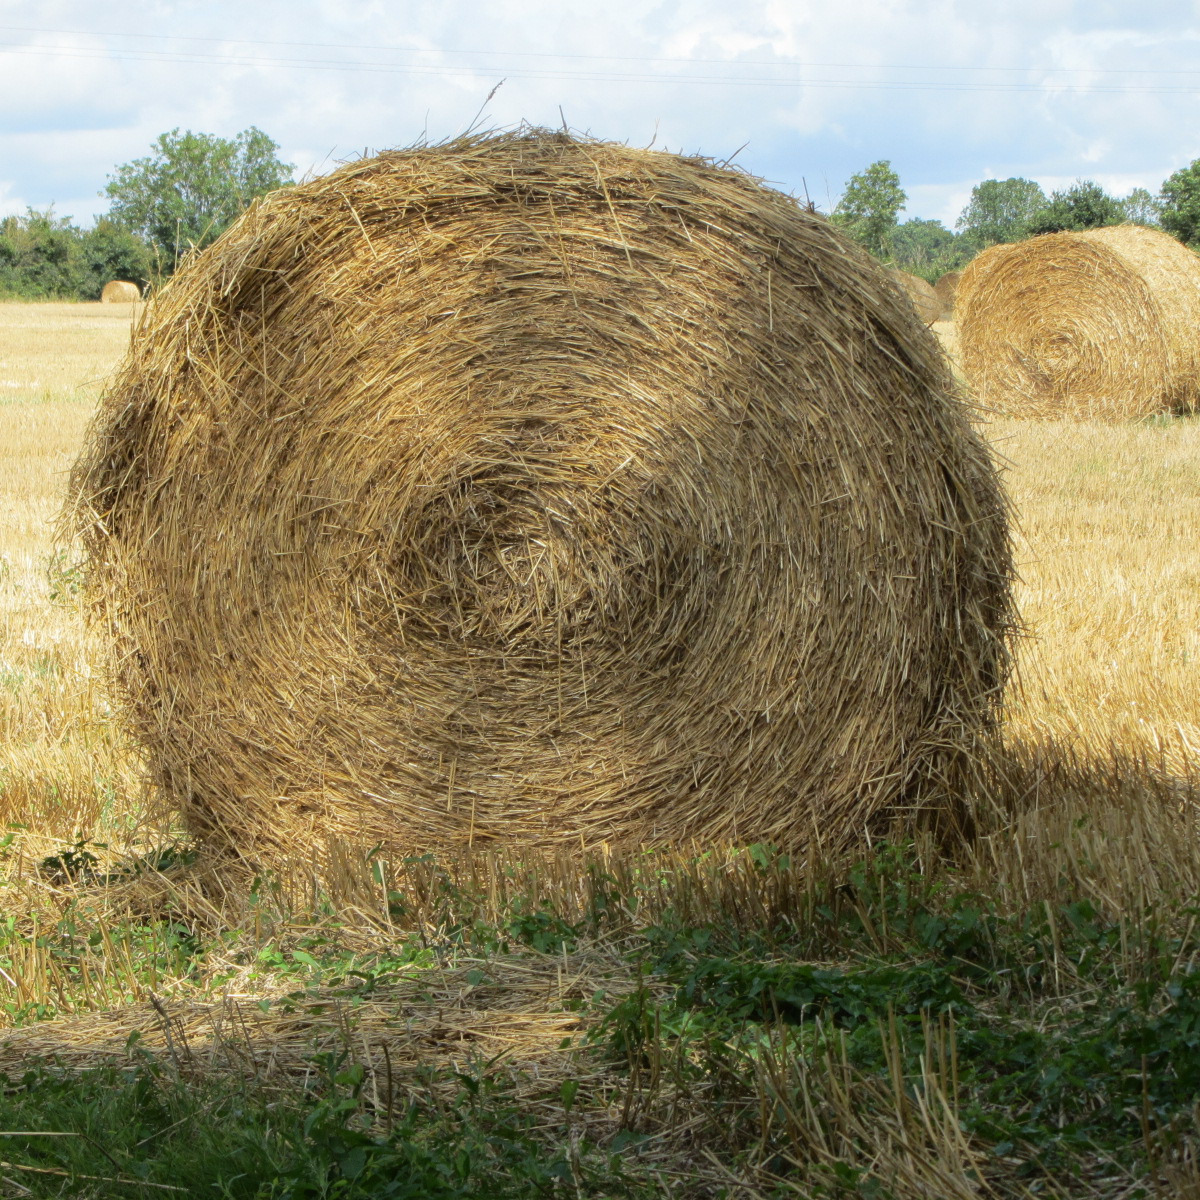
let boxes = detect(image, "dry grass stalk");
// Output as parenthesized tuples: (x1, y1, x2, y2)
(934, 270, 961, 320)
(69, 130, 1013, 866)
(99, 281, 140, 304)
(957, 225, 1200, 421)
(0, 953, 628, 1083)
(889, 268, 940, 324)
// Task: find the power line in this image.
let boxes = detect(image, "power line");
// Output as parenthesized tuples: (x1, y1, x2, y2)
(0, 24, 1195, 91)
(1, 22, 1198, 77)
(3, 38, 1200, 93)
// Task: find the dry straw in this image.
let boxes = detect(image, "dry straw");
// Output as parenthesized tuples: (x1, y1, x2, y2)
(889, 269, 940, 325)
(100, 280, 140, 304)
(934, 271, 961, 320)
(957, 224, 1200, 421)
(70, 130, 1014, 866)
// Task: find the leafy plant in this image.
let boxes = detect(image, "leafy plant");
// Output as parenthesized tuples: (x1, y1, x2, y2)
(1027, 179, 1124, 235)
(1159, 157, 1200, 245)
(957, 177, 1048, 247)
(832, 160, 907, 258)
(104, 127, 294, 271)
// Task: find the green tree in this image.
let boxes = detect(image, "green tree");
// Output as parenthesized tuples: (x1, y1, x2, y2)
(1027, 179, 1122, 235)
(104, 127, 294, 268)
(890, 217, 973, 283)
(1120, 187, 1161, 227)
(956, 178, 1047, 247)
(1159, 160, 1200, 245)
(81, 217, 154, 292)
(833, 160, 906, 258)
(0, 209, 154, 300)
(0, 208, 89, 299)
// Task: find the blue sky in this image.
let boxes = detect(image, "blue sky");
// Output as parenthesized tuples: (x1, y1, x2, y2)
(3, 1, 1199, 230)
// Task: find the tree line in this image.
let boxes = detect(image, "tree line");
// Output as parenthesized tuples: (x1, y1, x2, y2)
(0, 127, 293, 299)
(833, 160, 1200, 283)
(6, 128, 1200, 299)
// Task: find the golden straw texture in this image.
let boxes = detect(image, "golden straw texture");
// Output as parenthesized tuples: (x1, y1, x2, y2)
(958, 225, 1200, 421)
(889, 269, 940, 324)
(100, 280, 141, 304)
(934, 271, 961, 320)
(70, 131, 1014, 864)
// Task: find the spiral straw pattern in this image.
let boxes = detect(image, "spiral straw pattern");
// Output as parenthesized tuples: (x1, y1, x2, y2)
(71, 132, 1013, 864)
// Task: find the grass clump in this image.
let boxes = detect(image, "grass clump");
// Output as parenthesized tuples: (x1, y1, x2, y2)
(590, 844, 1200, 1194)
(2, 829, 1198, 1197)
(0, 1055, 639, 1198)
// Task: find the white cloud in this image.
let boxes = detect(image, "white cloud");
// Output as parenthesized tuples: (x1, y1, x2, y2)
(0, 179, 22, 218)
(2, 0, 1199, 227)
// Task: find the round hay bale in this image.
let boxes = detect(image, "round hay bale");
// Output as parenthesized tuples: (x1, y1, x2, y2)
(888, 269, 940, 325)
(934, 270, 961, 320)
(957, 225, 1200, 420)
(70, 132, 1014, 865)
(101, 280, 141, 304)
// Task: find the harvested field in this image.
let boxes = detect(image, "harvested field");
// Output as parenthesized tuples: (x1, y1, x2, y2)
(0, 300, 140, 404)
(1, 301, 1199, 1197)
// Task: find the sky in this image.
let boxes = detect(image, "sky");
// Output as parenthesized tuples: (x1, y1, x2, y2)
(3, 1, 1200, 230)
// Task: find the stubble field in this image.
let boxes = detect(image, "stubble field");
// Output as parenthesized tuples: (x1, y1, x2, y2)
(0, 300, 1198, 1197)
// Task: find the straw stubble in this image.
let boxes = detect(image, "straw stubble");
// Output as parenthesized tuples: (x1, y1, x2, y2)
(70, 131, 1014, 865)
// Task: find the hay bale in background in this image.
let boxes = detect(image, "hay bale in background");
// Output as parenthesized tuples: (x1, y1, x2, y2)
(889, 269, 940, 324)
(957, 225, 1200, 421)
(100, 280, 141, 304)
(934, 270, 961, 320)
(71, 132, 1014, 866)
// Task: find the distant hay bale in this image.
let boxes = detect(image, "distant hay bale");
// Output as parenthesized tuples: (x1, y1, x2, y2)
(101, 280, 141, 304)
(70, 131, 1014, 866)
(888, 269, 940, 325)
(958, 225, 1200, 420)
(934, 270, 961, 320)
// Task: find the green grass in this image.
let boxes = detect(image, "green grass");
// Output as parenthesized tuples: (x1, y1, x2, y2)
(0, 838, 1197, 1196)
(0, 1057, 643, 1198)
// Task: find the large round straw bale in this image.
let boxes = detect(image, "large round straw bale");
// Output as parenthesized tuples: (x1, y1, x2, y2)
(957, 225, 1200, 420)
(889, 269, 940, 324)
(934, 270, 961, 320)
(101, 280, 141, 304)
(71, 132, 1013, 865)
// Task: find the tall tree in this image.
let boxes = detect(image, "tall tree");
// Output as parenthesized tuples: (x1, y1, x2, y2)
(832, 161, 906, 258)
(1027, 180, 1122, 235)
(104, 127, 294, 268)
(1120, 187, 1161, 227)
(956, 178, 1047, 247)
(1159, 160, 1200, 245)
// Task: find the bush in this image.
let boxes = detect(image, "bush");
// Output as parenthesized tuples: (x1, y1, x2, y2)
(1027, 180, 1123, 235)
(0, 208, 153, 300)
(890, 217, 974, 283)
(1160, 159, 1200, 245)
